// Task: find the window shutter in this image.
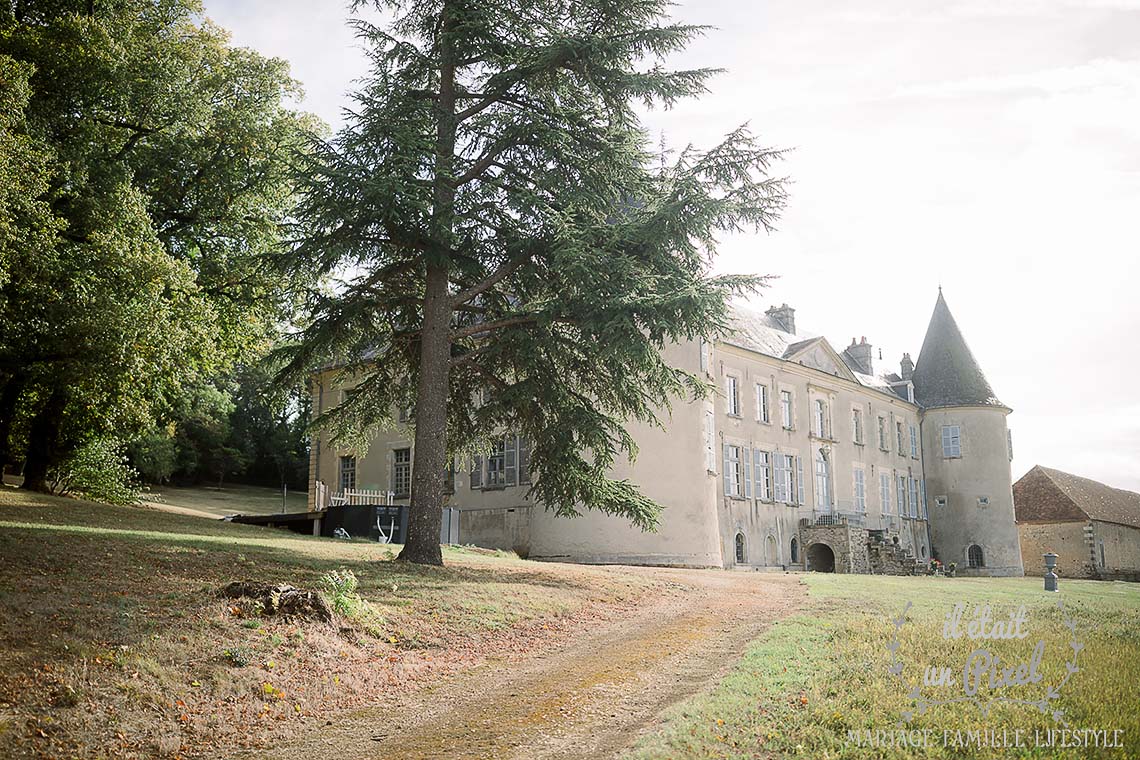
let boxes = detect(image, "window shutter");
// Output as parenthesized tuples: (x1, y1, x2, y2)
(723, 444, 732, 496)
(470, 456, 483, 489)
(518, 438, 531, 484)
(505, 436, 517, 486)
(796, 456, 805, 505)
(743, 447, 752, 499)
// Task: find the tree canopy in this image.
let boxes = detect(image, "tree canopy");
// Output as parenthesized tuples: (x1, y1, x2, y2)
(282, 0, 788, 565)
(0, 0, 317, 490)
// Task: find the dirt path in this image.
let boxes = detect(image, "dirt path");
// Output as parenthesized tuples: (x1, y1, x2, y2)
(263, 568, 805, 760)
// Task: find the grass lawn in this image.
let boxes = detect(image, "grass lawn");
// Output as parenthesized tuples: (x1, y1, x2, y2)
(0, 487, 660, 759)
(625, 573, 1140, 759)
(141, 482, 307, 518)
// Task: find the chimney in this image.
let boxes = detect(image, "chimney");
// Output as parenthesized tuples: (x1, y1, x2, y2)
(900, 353, 914, 381)
(846, 336, 873, 375)
(765, 303, 796, 334)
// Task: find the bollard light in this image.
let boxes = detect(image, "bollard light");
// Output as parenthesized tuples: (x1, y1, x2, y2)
(1044, 552, 1059, 592)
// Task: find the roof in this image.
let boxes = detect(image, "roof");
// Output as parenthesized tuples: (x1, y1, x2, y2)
(912, 290, 1005, 410)
(1016, 465, 1140, 530)
(722, 305, 909, 400)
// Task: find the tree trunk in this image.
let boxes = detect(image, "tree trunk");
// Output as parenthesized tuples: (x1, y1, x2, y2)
(21, 386, 67, 493)
(397, 0, 457, 566)
(0, 372, 26, 469)
(398, 264, 452, 565)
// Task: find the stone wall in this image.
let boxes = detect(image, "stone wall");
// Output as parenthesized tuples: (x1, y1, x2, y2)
(1017, 521, 1094, 579)
(459, 507, 532, 556)
(799, 523, 867, 573)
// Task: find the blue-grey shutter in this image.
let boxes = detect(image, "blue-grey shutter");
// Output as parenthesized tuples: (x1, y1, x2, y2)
(796, 456, 805, 505)
(743, 447, 752, 499)
(505, 436, 517, 486)
(470, 456, 482, 489)
(723, 444, 732, 496)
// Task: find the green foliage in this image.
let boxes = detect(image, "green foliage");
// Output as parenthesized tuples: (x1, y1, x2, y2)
(0, 0, 319, 485)
(49, 438, 141, 506)
(222, 646, 253, 668)
(319, 569, 363, 618)
(282, 0, 787, 538)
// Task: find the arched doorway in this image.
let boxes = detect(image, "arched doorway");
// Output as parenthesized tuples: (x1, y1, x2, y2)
(735, 532, 746, 564)
(790, 537, 799, 564)
(765, 535, 778, 565)
(807, 542, 835, 572)
(967, 544, 984, 569)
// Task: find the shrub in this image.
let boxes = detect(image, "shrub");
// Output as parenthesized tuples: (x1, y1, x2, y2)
(49, 439, 141, 505)
(320, 569, 363, 617)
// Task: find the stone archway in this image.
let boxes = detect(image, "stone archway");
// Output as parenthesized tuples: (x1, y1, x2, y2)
(807, 542, 836, 573)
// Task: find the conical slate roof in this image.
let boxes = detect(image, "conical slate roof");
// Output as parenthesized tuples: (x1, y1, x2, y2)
(912, 290, 1005, 409)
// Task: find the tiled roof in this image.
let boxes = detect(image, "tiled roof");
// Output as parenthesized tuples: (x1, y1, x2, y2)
(1016, 465, 1140, 530)
(723, 305, 907, 399)
(912, 290, 1005, 410)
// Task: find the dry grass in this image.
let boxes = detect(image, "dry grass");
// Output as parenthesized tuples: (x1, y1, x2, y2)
(0, 486, 659, 759)
(625, 574, 1140, 760)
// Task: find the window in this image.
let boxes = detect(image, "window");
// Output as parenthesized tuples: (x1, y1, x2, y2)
(880, 473, 892, 514)
(1099, 541, 1106, 568)
(775, 454, 798, 503)
(338, 455, 356, 492)
(790, 537, 799, 563)
(445, 457, 455, 494)
(896, 421, 905, 455)
(723, 444, 744, 498)
(480, 435, 521, 487)
(908, 477, 919, 518)
(814, 399, 829, 438)
(878, 416, 888, 450)
(487, 439, 506, 486)
(470, 455, 483, 489)
(392, 448, 411, 496)
(934, 494, 947, 509)
(897, 474, 908, 517)
(704, 410, 716, 472)
(853, 467, 866, 512)
(754, 449, 771, 501)
(398, 406, 410, 423)
(852, 408, 864, 444)
(756, 384, 770, 423)
(941, 425, 961, 458)
(699, 338, 709, 373)
(967, 544, 985, 568)
(815, 451, 831, 509)
(735, 533, 746, 564)
(726, 376, 740, 416)
(910, 425, 919, 458)
(780, 390, 793, 429)
(1007, 429, 1013, 462)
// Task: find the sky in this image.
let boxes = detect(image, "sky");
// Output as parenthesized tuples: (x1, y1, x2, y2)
(204, 0, 1140, 491)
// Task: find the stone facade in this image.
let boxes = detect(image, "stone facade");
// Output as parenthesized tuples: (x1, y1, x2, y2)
(309, 291, 1024, 576)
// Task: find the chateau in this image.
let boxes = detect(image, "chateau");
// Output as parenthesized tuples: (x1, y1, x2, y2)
(308, 290, 1025, 577)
